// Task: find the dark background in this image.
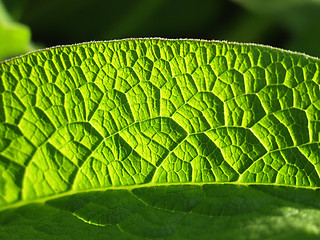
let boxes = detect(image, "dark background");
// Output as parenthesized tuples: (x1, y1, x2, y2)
(2, 0, 320, 59)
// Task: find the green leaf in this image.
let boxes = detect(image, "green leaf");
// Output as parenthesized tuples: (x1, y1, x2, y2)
(1, 39, 320, 239)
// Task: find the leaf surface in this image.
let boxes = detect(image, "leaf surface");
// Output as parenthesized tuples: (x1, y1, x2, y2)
(1, 39, 320, 239)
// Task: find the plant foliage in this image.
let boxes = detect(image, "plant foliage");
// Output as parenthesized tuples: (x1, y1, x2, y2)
(1, 39, 320, 239)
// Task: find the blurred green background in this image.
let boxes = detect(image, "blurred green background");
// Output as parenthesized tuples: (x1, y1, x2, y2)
(1, 0, 320, 61)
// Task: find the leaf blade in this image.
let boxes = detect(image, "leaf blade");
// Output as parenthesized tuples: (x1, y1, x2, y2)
(1, 38, 320, 239)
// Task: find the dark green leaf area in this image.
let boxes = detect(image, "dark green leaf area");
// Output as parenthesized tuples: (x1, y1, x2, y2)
(1, 184, 320, 240)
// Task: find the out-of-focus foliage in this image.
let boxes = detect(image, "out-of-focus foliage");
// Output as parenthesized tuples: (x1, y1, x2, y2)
(1, 0, 320, 59)
(0, 0, 35, 61)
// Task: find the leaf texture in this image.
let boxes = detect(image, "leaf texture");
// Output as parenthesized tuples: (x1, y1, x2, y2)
(1, 39, 320, 239)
